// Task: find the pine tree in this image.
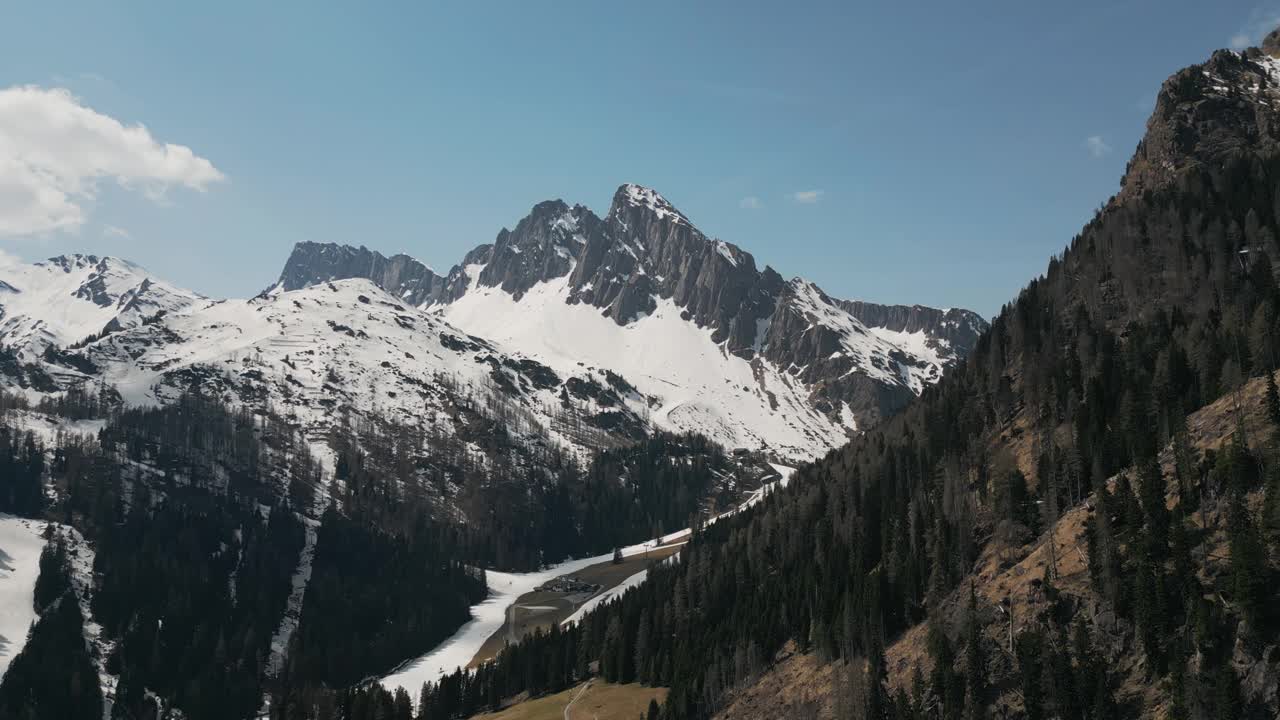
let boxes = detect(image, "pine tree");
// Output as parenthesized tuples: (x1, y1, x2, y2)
(32, 535, 71, 613)
(1136, 460, 1170, 555)
(1266, 371, 1280, 426)
(1227, 493, 1269, 633)
(1211, 658, 1243, 720)
(1015, 630, 1045, 720)
(962, 585, 986, 720)
(867, 641, 891, 720)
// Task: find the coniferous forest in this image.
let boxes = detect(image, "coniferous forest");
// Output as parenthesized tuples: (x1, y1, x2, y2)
(2, 31, 1280, 720)
(307, 113, 1280, 719)
(0, 390, 758, 719)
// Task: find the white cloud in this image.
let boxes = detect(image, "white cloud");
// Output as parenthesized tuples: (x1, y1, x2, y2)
(103, 224, 131, 239)
(0, 248, 21, 268)
(1084, 135, 1112, 158)
(0, 85, 224, 238)
(1228, 10, 1280, 51)
(739, 196, 762, 209)
(790, 190, 824, 204)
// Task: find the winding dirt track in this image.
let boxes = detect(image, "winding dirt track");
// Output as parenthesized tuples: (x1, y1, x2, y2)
(563, 681, 591, 720)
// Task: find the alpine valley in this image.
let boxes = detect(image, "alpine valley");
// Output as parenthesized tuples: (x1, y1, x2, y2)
(0, 181, 984, 719)
(3, 23, 1280, 720)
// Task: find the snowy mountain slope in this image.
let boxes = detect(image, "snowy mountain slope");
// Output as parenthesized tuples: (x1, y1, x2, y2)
(837, 300, 987, 365)
(0, 515, 45, 681)
(55, 278, 650, 462)
(0, 254, 200, 364)
(279, 184, 989, 441)
(442, 273, 850, 459)
(0, 185, 985, 464)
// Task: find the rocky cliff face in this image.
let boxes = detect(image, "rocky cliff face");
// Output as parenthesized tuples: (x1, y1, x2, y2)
(479, 200, 599, 300)
(567, 185, 784, 354)
(273, 184, 988, 435)
(838, 300, 987, 359)
(274, 242, 452, 306)
(1119, 40, 1280, 203)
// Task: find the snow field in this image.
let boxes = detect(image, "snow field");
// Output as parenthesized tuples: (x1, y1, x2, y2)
(0, 515, 46, 680)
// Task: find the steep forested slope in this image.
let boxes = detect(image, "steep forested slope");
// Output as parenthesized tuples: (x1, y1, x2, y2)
(329, 35, 1280, 720)
(6, 24, 1280, 720)
(0, 386, 774, 719)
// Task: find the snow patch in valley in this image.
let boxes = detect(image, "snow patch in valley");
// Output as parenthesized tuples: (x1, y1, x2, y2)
(0, 512, 116, 712)
(561, 568, 648, 626)
(379, 540, 668, 694)
(266, 517, 318, 677)
(0, 515, 46, 681)
(558, 462, 795, 626)
(58, 524, 116, 719)
(381, 462, 798, 694)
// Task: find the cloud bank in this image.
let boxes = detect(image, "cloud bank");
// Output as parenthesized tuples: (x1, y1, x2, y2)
(0, 85, 224, 237)
(791, 190, 824, 204)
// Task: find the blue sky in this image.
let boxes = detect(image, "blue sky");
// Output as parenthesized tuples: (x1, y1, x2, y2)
(0, 1, 1272, 317)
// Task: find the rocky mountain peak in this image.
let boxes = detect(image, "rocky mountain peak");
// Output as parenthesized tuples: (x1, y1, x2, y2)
(609, 183, 689, 227)
(265, 184, 988, 436)
(1119, 31, 1280, 203)
(478, 200, 599, 299)
(46, 253, 105, 273)
(1263, 26, 1280, 58)
(275, 241, 447, 307)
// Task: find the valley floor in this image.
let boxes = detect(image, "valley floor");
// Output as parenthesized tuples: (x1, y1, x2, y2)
(382, 464, 796, 696)
(470, 544, 683, 667)
(379, 538, 684, 695)
(468, 680, 666, 720)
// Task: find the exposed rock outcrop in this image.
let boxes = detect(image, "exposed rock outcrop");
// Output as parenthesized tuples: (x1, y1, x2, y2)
(272, 184, 988, 434)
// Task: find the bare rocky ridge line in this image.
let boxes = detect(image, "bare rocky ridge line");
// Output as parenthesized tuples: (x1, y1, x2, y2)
(0, 189, 986, 459)
(273, 183, 989, 431)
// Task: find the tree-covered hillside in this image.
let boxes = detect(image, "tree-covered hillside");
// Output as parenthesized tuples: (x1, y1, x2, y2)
(333, 43, 1280, 720)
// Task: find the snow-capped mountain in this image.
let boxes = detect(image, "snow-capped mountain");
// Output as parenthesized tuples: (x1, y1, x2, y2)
(272, 184, 988, 453)
(5, 185, 985, 462)
(0, 254, 199, 363)
(50, 278, 653, 461)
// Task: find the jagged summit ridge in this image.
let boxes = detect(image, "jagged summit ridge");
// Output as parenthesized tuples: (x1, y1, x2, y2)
(612, 183, 689, 226)
(1, 182, 985, 458)
(273, 241, 452, 306)
(273, 183, 989, 437)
